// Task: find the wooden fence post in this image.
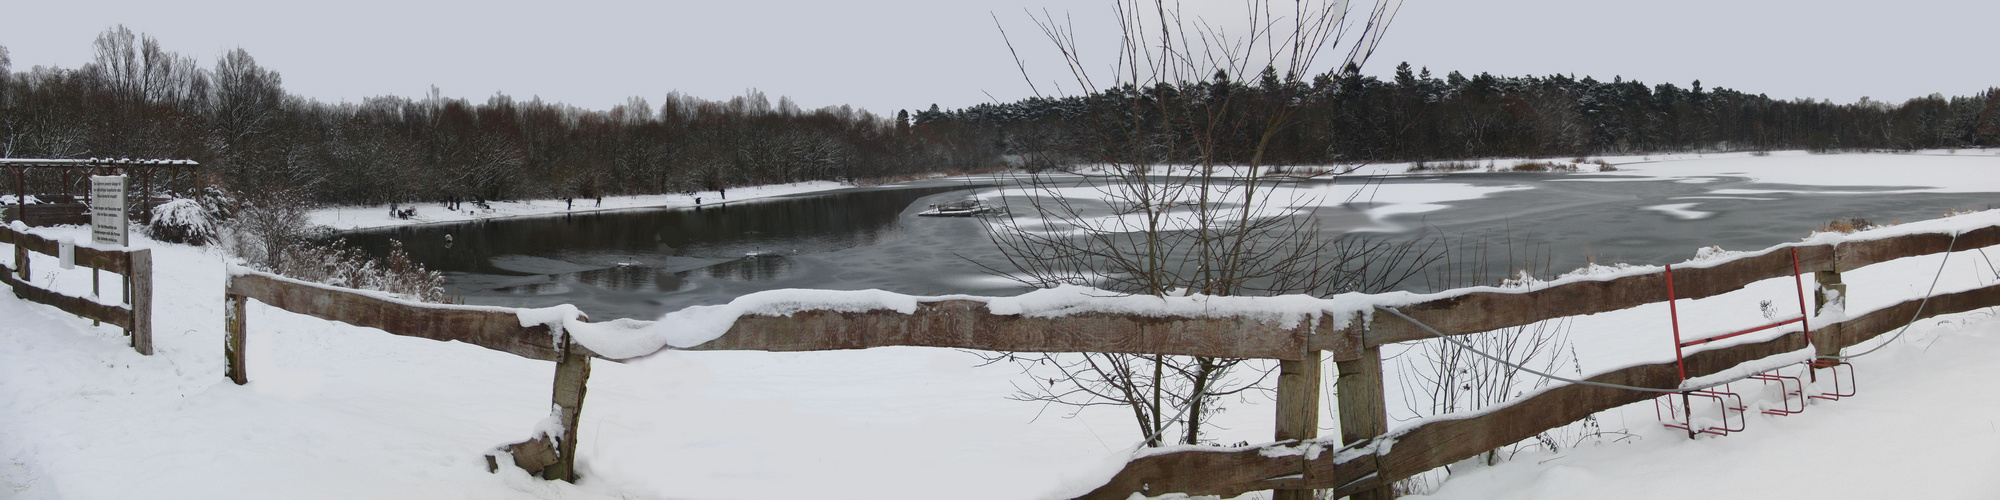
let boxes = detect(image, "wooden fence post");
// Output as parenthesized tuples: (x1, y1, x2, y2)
(14, 240, 26, 281)
(128, 249, 152, 355)
(1337, 345, 1392, 500)
(1273, 350, 1322, 500)
(1813, 270, 1846, 358)
(544, 333, 592, 482)
(224, 290, 248, 385)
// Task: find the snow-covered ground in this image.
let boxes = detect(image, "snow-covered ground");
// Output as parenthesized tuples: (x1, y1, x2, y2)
(1408, 308, 2000, 499)
(8, 152, 2000, 499)
(308, 181, 851, 232)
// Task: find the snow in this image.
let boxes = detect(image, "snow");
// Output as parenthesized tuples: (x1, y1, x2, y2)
(1577, 150, 2000, 193)
(9, 154, 2000, 498)
(614, 285, 1354, 360)
(1642, 203, 1714, 221)
(1406, 308, 2000, 500)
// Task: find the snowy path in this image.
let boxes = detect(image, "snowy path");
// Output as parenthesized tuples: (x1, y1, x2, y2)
(308, 181, 852, 232)
(1411, 308, 2000, 499)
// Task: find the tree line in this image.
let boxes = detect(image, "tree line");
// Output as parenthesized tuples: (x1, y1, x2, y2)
(923, 62, 2000, 167)
(0, 27, 976, 206)
(4, 27, 1998, 207)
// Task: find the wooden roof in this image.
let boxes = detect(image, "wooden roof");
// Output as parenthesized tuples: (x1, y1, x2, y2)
(0, 158, 199, 169)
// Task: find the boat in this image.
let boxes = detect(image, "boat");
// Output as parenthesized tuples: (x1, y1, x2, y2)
(917, 200, 1007, 217)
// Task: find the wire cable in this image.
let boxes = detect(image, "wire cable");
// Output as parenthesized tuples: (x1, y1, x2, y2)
(1372, 305, 1688, 393)
(1819, 230, 1961, 360)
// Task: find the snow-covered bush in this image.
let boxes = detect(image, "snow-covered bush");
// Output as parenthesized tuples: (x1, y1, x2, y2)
(225, 190, 447, 302)
(262, 239, 448, 303)
(147, 198, 216, 245)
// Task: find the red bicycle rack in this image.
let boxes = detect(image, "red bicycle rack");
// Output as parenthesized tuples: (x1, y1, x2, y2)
(1654, 247, 1823, 437)
(1807, 359, 1857, 401)
(1655, 386, 1747, 436)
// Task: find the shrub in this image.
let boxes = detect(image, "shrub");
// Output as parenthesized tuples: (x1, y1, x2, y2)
(147, 198, 216, 245)
(225, 190, 448, 303)
(1510, 160, 1578, 172)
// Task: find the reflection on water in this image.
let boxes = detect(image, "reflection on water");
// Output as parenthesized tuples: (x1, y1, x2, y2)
(702, 254, 795, 281)
(491, 255, 795, 296)
(339, 184, 976, 318)
(494, 264, 690, 295)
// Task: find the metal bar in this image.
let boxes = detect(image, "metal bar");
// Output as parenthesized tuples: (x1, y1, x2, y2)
(1791, 247, 1812, 341)
(1667, 264, 1686, 381)
(1678, 317, 1805, 347)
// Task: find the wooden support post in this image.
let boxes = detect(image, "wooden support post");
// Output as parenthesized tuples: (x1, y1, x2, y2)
(224, 291, 248, 385)
(1814, 270, 1846, 313)
(1337, 346, 1393, 500)
(14, 240, 27, 281)
(544, 333, 592, 482)
(140, 171, 152, 222)
(128, 249, 152, 355)
(1812, 270, 1847, 358)
(1273, 350, 1322, 500)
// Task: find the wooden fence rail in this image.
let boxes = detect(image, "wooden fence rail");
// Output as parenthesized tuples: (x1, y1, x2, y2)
(222, 269, 597, 481)
(213, 220, 2000, 499)
(1078, 280, 2000, 498)
(0, 224, 152, 354)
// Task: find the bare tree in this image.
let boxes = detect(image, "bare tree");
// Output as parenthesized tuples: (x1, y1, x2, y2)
(979, 0, 1416, 447)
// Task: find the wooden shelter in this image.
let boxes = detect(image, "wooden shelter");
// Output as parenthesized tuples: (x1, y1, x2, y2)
(1, 158, 200, 226)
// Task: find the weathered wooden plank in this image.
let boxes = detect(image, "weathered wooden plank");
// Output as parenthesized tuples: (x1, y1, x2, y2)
(1374, 329, 1808, 483)
(1835, 225, 2000, 272)
(1082, 329, 1817, 498)
(1272, 351, 1321, 500)
(1335, 346, 1391, 500)
(228, 273, 565, 362)
(543, 336, 591, 483)
(684, 300, 1323, 360)
(1819, 282, 2000, 353)
(129, 249, 152, 355)
(0, 263, 134, 328)
(1366, 245, 1834, 347)
(1075, 445, 1307, 500)
(225, 293, 248, 385)
(0, 225, 134, 274)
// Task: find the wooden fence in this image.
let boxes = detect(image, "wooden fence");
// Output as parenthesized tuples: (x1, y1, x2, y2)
(216, 222, 2000, 498)
(0, 224, 153, 355)
(222, 270, 598, 481)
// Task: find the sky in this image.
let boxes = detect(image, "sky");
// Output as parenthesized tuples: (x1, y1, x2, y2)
(1, 0, 1995, 116)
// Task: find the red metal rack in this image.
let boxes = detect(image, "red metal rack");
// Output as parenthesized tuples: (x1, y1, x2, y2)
(1654, 247, 1824, 438)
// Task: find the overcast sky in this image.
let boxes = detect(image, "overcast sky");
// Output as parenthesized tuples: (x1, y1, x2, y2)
(3, 0, 1995, 116)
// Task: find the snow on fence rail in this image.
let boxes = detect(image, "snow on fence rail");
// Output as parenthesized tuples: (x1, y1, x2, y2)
(0, 222, 153, 354)
(218, 214, 2000, 499)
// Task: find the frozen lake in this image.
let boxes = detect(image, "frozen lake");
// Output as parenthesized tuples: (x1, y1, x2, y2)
(343, 151, 2000, 320)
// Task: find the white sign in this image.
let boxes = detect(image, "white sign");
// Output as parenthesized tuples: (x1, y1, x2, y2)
(59, 240, 75, 269)
(91, 175, 128, 247)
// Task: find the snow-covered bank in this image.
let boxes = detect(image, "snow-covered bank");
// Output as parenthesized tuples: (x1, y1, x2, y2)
(308, 181, 851, 232)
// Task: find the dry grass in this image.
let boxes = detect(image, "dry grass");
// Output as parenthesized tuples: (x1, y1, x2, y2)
(1819, 217, 1881, 234)
(1510, 160, 1579, 172)
(1406, 160, 1484, 173)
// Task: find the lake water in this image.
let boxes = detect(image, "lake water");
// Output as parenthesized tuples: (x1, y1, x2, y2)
(342, 171, 1998, 321)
